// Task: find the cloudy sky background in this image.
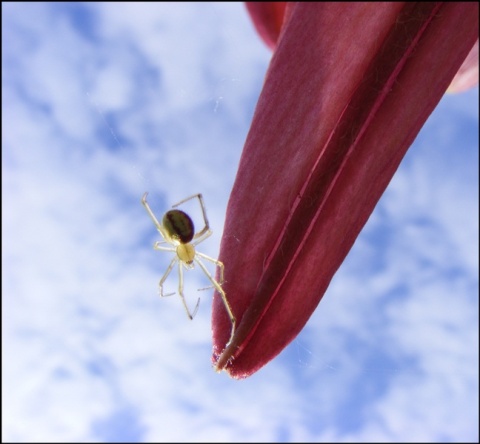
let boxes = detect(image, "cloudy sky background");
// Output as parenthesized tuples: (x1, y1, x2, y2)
(3, 3, 478, 442)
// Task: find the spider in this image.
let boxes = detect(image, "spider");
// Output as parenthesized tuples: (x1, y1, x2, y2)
(142, 192, 236, 342)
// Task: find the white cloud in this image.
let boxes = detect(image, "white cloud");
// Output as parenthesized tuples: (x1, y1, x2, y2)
(3, 2, 478, 442)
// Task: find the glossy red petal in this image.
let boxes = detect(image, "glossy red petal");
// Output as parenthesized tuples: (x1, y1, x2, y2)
(244, 2, 288, 49)
(213, 3, 479, 378)
(448, 40, 479, 92)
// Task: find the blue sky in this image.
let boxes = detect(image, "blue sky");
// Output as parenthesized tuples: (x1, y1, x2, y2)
(2, 3, 478, 442)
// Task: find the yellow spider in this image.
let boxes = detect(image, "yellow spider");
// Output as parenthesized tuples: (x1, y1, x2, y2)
(142, 192, 235, 342)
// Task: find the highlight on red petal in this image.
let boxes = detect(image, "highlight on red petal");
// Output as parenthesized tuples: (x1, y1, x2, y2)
(448, 40, 479, 92)
(244, 2, 288, 49)
(212, 3, 479, 378)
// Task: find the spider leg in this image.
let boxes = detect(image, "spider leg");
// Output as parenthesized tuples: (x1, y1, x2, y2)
(178, 261, 200, 319)
(194, 255, 235, 344)
(194, 251, 224, 290)
(192, 229, 212, 246)
(153, 241, 176, 252)
(141, 192, 168, 239)
(159, 256, 178, 297)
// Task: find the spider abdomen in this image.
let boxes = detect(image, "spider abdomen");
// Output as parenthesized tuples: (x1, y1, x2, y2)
(163, 209, 195, 243)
